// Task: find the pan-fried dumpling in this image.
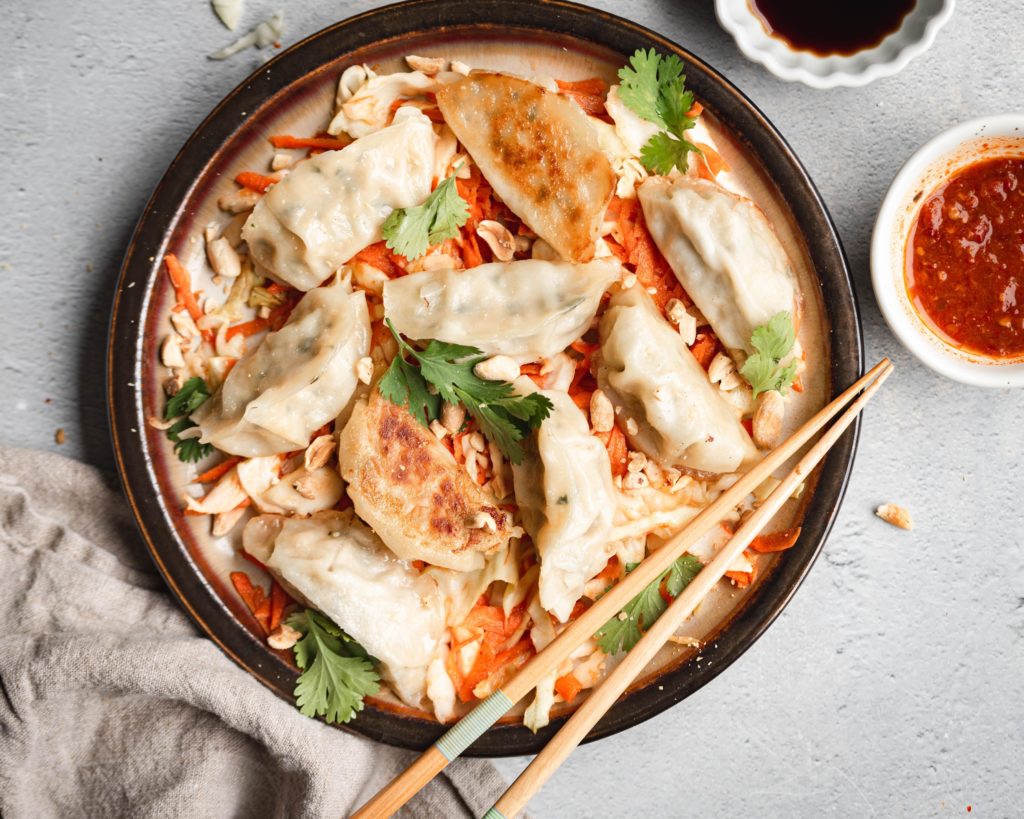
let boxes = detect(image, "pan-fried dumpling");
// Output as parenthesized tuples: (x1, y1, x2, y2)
(194, 279, 370, 457)
(243, 108, 436, 291)
(436, 73, 615, 263)
(512, 389, 617, 622)
(243, 511, 445, 706)
(598, 285, 757, 474)
(383, 259, 620, 359)
(338, 390, 514, 572)
(637, 176, 799, 355)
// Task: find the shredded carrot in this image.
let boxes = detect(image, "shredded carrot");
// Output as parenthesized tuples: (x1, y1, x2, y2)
(689, 330, 721, 370)
(687, 101, 704, 118)
(741, 417, 754, 437)
(164, 254, 203, 322)
(268, 581, 290, 632)
(695, 142, 730, 176)
(235, 171, 277, 193)
(270, 134, 351, 151)
(267, 293, 301, 331)
(194, 456, 241, 484)
(230, 571, 270, 631)
(225, 317, 269, 340)
(462, 232, 485, 269)
(749, 526, 802, 553)
(557, 77, 609, 96)
(612, 199, 691, 310)
(449, 604, 534, 702)
(569, 598, 591, 620)
(792, 374, 805, 393)
(596, 423, 629, 478)
(353, 241, 408, 278)
(594, 556, 622, 583)
(555, 672, 584, 704)
(725, 570, 752, 588)
(569, 388, 592, 413)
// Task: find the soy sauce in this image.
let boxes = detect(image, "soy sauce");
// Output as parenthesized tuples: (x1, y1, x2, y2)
(750, 0, 918, 56)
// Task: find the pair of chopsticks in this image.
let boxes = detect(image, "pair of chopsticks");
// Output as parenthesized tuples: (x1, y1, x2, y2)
(354, 358, 893, 819)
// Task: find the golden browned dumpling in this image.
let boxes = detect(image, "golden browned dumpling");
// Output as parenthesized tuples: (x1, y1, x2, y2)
(436, 73, 615, 263)
(338, 391, 513, 571)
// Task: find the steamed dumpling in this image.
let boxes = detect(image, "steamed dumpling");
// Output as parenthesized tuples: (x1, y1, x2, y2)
(436, 73, 615, 263)
(512, 389, 617, 622)
(383, 259, 620, 359)
(243, 108, 436, 291)
(598, 285, 756, 474)
(194, 279, 370, 456)
(243, 511, 445, 706)
(637, 176, 799, 355)
(338, 390, 514, 572)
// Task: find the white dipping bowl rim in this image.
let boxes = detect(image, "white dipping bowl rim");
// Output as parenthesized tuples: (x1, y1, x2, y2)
(871, 115, 1024, 388)
(714, 0, 955, 89)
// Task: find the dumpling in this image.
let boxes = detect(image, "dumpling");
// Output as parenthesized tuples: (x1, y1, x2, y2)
(436, 73, 615, 263)
(383, 259, 620, 359)
(512, 388, 617, 622)
(337, 390, 514, 572)
(598, 285, 757, 474)
(242, 108, 436, 291)
(637, 176, 800, 355)
(194, 279, 370, 457)
(243, 511, 445, 707)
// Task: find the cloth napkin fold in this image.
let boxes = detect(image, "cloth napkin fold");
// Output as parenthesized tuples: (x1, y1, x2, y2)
(0, 446, 510, 818)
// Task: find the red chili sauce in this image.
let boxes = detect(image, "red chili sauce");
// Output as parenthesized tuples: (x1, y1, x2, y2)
(905, 157, 1024, 359)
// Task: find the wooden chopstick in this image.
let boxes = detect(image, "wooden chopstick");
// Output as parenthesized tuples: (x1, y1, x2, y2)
(484, 359, 894, 819)
(351, 358, 892, 819)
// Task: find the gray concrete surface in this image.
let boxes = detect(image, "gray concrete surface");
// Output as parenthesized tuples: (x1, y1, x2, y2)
(2, 1, 1021, 816)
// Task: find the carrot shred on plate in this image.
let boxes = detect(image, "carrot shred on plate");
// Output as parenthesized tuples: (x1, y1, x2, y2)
(595, 423, 629, 478)
(554, 672, 584, 704)
(352, 241, 408, 278)
(235, 171, 277, 193)
(225, 317, 269, 340)
(749, 526, 802, 553)
(695, 142, 730, 176)
(194, 456, 241, 484)
(230, 571, 263, 614)
(268, 581, 290, 632)
(269, 134, 351, 151)
(164, 253, 203, 322)
(689, 330, 721, 370)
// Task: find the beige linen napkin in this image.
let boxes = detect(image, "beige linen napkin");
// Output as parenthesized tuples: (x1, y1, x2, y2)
(0, 446, 509, 818)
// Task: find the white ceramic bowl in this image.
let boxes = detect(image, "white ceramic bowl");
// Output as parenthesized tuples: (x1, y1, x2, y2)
(871, 115, 1024, 388)
(715, 0, 955, 89)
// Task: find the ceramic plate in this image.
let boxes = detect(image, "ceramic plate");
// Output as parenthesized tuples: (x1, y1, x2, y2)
(108, 0, 862, 755)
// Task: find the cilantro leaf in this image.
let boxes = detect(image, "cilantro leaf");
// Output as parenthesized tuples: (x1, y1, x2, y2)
(740, 311, 798, 398)
(164, 377, 214, 463)
(640, 131, 701, 176)
(618, 48, 701, 175)
(286, 610, 380, 724)
(595, 555, 703, 654)
(164, 376, 211, 419)
(617, 48, 663, 124)
(378, 349, 440, 427)
(381, 171, 469, 260)
(379, 321, 553, 464)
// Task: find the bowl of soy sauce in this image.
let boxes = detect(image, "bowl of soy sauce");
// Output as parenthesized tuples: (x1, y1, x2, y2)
(715, 0, 955, 89)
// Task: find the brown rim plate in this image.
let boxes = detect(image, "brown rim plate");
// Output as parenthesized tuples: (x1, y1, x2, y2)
(107, 0, 863, 756)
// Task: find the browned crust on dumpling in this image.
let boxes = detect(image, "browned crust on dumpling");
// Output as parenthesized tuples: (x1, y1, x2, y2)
(338, 392, 511, 569)
(437, 73, 615, 263)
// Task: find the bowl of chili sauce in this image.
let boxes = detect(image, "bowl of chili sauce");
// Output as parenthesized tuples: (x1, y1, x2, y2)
(872, 115, 1024, 387)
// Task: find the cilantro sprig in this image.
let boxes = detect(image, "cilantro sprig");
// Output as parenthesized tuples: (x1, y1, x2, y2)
(286, 609, 380, 724)
(378, 321, 553, 464)
(595, 555, 703, 654)
(381, 169, 470, 260)
(740, 311, 799, 398)
(163, 376, 214, 463)
(618, 48, 701, 175)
